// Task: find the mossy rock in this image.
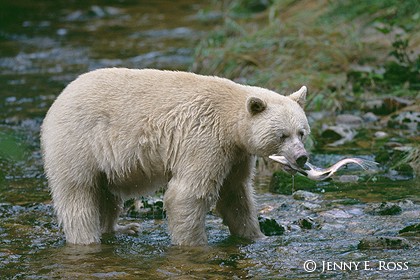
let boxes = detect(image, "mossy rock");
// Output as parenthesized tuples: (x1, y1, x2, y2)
(399, 223, 420, 235)
(297, 217, 322, 230)
(258, 216, 285, 236)
(358, 236, 410, 250)
(364, 202, 402, 216)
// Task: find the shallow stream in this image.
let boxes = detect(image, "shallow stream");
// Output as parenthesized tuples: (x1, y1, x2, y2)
(0, 1, 419, 279)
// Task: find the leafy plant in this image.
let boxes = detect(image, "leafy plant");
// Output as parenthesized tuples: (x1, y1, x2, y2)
(385, 37, 420, 90)
(347, 27, 420, 95)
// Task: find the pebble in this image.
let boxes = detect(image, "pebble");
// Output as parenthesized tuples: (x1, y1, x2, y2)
(362, 112, 379, 122)
(374, 131, 388, 138)
(57, 28, 68, 36)
(287, 224, 302, 232)
(292, 190, 320, 201)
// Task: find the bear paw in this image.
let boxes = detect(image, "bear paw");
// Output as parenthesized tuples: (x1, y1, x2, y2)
(114, 223, 141, 235)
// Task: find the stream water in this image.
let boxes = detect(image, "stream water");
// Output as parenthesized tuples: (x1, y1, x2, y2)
(0, 1, 419, 279)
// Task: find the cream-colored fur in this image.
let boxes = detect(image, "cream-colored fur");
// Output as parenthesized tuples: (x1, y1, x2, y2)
(41, 68, 309, 246)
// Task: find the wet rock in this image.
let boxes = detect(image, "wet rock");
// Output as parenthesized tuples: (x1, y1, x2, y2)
(399, 198, 416, 207)
(92, 272, 129, 278)
(321, 125, 356, 146)
(364, 97, 413, 115)
(384, 167, 414, 181)
(65, 6, 122, 21)
(301, 202, 321, 211)
(390, 161, 419, 180)
(90, 5, 107, 18)
(376, 142, 416, 177)
(296, 217, 321, 230)
(328, 198, 362, 206)
(258, 216, 285, 236)
(383, 97, 413, 112)
(321, 223, 346, 231)
(292, 190, 320, 201)
(357, 236, 410, 250)
(374, 131, 388, 139)
(57, 28, 68, 36)
(362, 112, 379, 123)
(364, 99, 383, 114)
(399, 223, 420, 236)
(364, 202, 402, 216)
(89, 6, 122, 18)
(336, 114, 363, 128)
(287, 224, 302, 232)
(320, 209, 353, 219)
(259, 205, 275, 214)
(387, 111, 420, 131)
(333, 175, 359, 183)
(347, 208, 364, 216)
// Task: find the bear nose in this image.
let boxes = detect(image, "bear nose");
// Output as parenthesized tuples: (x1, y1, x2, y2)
(296, 155, 308, 169)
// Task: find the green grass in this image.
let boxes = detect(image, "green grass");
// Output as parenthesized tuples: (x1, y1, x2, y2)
(322, 0, 420, 28)
(192, 0, 420, 112)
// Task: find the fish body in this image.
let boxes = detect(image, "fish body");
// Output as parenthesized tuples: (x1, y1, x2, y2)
(269, 155, 378, 181)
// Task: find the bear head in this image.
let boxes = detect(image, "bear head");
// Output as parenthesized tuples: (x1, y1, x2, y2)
(240, 86, 310, 169)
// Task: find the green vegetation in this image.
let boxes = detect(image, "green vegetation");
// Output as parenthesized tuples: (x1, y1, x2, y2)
(192, 0, 419, 111)
(0, 130, 28, 162)
(193, 0, 419, 174)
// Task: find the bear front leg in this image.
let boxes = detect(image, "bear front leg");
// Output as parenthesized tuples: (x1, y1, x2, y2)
(164, 177, 212, 246)
(51, 180, 102, 245)
(216, 157, 264, 240)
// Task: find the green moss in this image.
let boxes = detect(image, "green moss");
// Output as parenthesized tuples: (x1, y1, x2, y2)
(269, 171, 317, 195)
(0, 130, 28, 162)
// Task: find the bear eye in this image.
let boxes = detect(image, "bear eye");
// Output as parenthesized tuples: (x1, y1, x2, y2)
(298, 130, 305, 139)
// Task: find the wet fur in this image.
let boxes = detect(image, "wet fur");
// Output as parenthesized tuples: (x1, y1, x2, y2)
(41, 68, 309, 245)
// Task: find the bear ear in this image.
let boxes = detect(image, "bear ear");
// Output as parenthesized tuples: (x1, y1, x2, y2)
(288, 86, 307, 108)
(247, 97, 266, 115)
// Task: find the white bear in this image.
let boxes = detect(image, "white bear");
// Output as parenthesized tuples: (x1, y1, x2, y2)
(41, 68, 310, 246)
